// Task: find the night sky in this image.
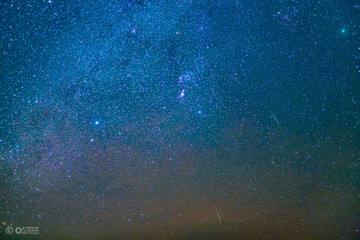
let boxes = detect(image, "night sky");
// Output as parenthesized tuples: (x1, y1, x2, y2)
(1, 0, 360, 239)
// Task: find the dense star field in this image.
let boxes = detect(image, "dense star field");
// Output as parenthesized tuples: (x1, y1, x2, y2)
(1, 0, 360, 239)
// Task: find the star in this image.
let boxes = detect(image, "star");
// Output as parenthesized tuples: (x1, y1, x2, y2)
(180, 89, 185, 98)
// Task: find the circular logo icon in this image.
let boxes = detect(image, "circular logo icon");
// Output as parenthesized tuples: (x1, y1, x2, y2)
(15, 227, 22, 234)
(5, 226, 13, 234)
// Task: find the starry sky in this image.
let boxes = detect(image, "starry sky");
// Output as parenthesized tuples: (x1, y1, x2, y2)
(0, 0, 359, 239)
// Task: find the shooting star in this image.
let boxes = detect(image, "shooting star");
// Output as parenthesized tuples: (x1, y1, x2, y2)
(215, 208, 222, 224)
(270, 111, 281, 127)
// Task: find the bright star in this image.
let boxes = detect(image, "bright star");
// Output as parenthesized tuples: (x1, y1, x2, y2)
(180, 89, 185, 98)
(95, 121, 99, 125)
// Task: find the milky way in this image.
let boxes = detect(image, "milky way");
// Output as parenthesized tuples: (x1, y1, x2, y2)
(1, 1, 359, 239)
